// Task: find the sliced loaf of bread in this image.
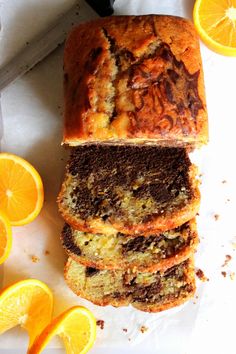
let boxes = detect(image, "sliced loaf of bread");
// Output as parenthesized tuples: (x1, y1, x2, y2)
(62, 219, 198, 272)
(58, 145, 200, 236)
(64, 257, 195, 312)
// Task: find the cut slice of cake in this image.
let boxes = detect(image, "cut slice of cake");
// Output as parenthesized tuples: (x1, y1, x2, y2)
(63, 15, 208, 147)
(58, 145, 200, 235)
(64, 257, 195, 312)
(61, 219, 198, 272)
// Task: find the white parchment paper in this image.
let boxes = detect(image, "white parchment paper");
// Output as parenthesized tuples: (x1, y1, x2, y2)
(1, 0, 236, 353)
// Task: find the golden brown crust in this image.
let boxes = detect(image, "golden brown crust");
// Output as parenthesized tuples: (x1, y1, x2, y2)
(64, 257, 195, 312)
(58, 164, 200, 236)
(63, 15, 208, 147)
(62, 219, 198, 273)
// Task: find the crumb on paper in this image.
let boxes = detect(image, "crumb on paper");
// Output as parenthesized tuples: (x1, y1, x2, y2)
(140, 325, 148, 333)
(214, 214, 220, 221)
(44, 250, 50, 256)
(196, 268, 209, 282)
(221, 271, 235, 280)
(96, 320, 104, 330)
(222, 180, 227, 184)
(31, 255, 40, 263)
(222, 254, 232, 267)
(122, 328, 128, 333)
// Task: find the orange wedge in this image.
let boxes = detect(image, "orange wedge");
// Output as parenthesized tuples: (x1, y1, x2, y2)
(29, 306, 97, 354)
(0, 279, 53, 349)
(0, 153, 44, 226)
(193, 0, 236, 56)
(0, 212, 12, 264)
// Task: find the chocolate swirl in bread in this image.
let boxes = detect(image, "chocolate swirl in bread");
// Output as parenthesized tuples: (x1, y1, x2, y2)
(63, 15, 208, 147)
(64, 257, 195, 312)
(61, 220, 198, 272)
(58, 145, 200, 235)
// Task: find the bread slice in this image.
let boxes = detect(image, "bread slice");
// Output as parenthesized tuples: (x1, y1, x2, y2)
(58, 145, 200, 235)
(63, 15, 208, 147)
(61, 219, 198, 272)
(64, 257, 195, 312)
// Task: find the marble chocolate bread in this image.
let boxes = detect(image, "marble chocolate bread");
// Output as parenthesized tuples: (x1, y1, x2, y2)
(57, 145, 200, 236)
(63, 15, 208, 147)
(61, 219, 198, 273)
(64, 257, 195, 312)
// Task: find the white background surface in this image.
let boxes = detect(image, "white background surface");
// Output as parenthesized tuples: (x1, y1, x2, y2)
(1, 0, 236, 353)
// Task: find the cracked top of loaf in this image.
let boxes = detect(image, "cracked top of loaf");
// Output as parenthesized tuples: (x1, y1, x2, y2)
(63, 15, 208, 147)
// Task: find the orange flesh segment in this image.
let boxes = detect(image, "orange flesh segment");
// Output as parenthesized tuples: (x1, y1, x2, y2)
(28, 306, 96, 354)
(194, 0, 236, 55)
(0, 280, 53, 348)
(0, 153, 44, 225)
(0, 213, 12, 264)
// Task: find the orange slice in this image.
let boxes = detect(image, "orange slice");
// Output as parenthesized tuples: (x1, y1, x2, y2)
(0, 279, 53, 349)
(29, 306, 97, 354)
(193, 0, 236, 56)
(0, 212, 12, 264)
(0, 153, 44, 226)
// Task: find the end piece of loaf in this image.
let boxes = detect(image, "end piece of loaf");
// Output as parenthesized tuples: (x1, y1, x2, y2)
(61, 219, 198, 272)
(64, 257, 195, 312)
(58, 145, 200, 235)
(63, 15, 208, 147)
